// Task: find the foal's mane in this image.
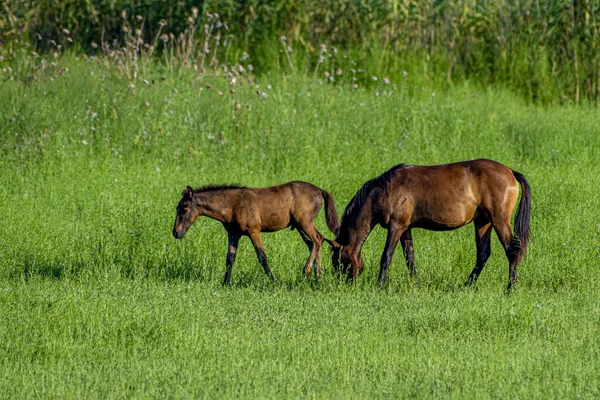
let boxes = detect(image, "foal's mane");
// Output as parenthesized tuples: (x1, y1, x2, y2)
(193, 184, 247, 193)
(338, 164, 406, 244)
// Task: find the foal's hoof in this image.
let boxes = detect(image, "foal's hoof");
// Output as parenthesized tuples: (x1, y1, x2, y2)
(304, 271, 315, 280)
(464, 275, 478, 287)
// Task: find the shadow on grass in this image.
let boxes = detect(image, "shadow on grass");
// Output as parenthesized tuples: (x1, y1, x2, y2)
(11, 258, 87, 280)
(156, 260, 213, 282)
(6, 255, 541, 295)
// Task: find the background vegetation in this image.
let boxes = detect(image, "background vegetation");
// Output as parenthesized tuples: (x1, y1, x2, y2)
(3, 0, 600, 104)
(1, 1, 600, 398)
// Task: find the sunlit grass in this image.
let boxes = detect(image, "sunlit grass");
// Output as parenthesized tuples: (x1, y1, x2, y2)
(0, 59, 599, 398)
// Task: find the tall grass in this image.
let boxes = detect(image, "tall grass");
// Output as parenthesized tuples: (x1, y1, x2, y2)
(1, 4, 600, 396)
(0, 58, 599, 397)
(3, 1, 600, 104)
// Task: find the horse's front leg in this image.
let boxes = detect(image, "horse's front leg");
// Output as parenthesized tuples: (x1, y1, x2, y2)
(378, 224, 404, 288)
(223, 233, 241, 286)
(248, 230, 275, 281)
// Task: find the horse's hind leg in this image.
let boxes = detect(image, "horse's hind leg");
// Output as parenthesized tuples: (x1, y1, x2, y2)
(313, 229, 325, 277)
(298, 230, 315, 278)
(248, 231, 275, 281)
(400, 229, 418, 285)
(493, 219, 519, 291)
(298, 225, 323, 278)
(465, 217, 492, 286)
(223, 233, 241, 286)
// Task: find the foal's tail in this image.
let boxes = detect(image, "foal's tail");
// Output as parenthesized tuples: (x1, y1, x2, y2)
(512, 170, 531, 265)
(320, 189, 340, 236)
(323, 237, 342, 273)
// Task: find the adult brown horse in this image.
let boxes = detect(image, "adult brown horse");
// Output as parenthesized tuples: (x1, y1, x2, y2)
(332, 159, 531, 290)
(172, 182, 340, 284)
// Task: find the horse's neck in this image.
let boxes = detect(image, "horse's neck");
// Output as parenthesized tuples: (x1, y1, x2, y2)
(194, 192, 233, 222)
(346, 208, 375, 251)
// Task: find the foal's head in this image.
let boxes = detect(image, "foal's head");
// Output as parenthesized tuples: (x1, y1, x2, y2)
(172, 186, 200, 239)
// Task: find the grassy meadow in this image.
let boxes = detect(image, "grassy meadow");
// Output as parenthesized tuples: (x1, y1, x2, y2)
(0, 57, 599, 398)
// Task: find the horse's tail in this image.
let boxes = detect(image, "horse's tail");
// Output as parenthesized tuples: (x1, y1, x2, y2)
(320, 189, 340, 236)
(512, 170, 531, 265)
(323, 237, 342, 273)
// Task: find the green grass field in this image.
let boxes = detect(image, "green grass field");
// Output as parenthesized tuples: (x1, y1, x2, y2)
(1, 59, 599, 398)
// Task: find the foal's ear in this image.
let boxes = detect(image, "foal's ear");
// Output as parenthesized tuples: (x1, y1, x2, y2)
(183, 185, 193, 199)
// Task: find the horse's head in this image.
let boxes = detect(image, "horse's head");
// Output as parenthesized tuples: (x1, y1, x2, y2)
(331, 240, 364, 278)
(172, 186, 200, 239)
(342, 246, 364, 278)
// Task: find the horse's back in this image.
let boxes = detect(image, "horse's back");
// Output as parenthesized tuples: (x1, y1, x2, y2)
(394, 159, 515, 193)
(250, 181, 321, 201)
(247, 184, 296, 212)
(238, 182, 323, 231)
(386, 159, 518, 229)
(287, 181, 325, 220)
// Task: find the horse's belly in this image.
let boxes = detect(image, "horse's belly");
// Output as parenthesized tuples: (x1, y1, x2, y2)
(411, 203, 477, 231)
(412, 217, 471, 231)
(260, 214, 291, 232)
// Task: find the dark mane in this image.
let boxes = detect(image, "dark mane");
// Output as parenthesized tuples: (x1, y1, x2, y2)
(194, 184, 247, 193)
(338, 164, 406, 244)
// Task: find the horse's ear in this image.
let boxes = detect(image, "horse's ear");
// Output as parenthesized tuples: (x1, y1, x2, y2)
(183, 186, 193, 199)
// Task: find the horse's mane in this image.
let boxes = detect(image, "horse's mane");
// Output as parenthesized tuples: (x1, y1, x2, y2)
(338, 164, 406, 244)
(193, 184, 247, 193)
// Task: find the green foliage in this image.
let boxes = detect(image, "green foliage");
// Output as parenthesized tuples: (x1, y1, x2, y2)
(0, 59, 599, 397)
(3, 1, 600, 103)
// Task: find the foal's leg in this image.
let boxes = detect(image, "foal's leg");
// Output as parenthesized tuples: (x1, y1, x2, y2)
(378, 224, 404, 288)
(493, 218, 519, 291)
(298, 224, 323, 278)
(248, 230, 275, 281)
(223, 233, 241, 285)
(313, 229, 325, 277)
(400, 229, 418, 285)
(298, 230, 315, 278)
(465, 217, 492, 286)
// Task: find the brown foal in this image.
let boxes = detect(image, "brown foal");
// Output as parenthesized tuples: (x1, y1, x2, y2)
(172, 182, 340, 284)
(332, 159, 531, 290)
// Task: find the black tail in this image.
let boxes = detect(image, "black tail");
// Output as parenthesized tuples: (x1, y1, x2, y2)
(323, 237, 342, 274)
(321, 189, 340, 236)
(512, 171, 531, 265)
